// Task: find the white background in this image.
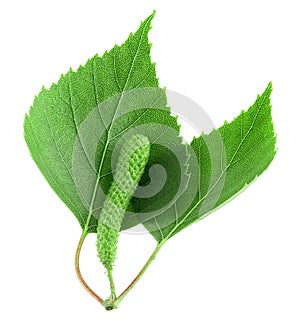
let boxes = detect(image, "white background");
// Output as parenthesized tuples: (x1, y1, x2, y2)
(0, 0, 299, 318)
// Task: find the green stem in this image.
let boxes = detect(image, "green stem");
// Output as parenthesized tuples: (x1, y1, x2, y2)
(112, 243, 163, 308)
(75, 232, 104, 305)
(107, 268, 117, 299)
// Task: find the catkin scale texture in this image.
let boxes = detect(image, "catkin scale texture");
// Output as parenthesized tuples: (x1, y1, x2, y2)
(97, 134, 150, 269)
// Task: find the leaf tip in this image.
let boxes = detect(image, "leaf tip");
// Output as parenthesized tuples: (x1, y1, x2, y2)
(143, 10, 156, 27)
(264, 81, 273, 97)
(267, 81, 273, 90)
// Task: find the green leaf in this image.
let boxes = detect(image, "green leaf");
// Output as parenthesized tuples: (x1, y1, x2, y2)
(144, 83, 277, 243)
(24, 12, 184, 234)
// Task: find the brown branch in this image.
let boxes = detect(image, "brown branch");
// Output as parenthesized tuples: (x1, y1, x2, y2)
(74, 232, 104, 305)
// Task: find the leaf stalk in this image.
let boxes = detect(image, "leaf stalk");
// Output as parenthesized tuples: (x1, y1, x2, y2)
(74, 232, 104, 305)
(112, 243, 163, 308)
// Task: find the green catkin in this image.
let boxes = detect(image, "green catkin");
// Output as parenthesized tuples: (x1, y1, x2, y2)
(97, 134, 150, 270)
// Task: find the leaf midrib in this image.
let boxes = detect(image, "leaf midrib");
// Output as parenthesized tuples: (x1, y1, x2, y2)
(83, 16, 153, 234)
(159, 92, 269, 243)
